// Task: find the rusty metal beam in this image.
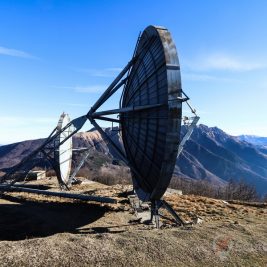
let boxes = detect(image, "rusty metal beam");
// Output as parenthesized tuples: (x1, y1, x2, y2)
(0, 185, 117, 204)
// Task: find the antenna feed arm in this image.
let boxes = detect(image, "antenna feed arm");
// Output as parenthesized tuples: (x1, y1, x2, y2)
(176, 96, 189, 102)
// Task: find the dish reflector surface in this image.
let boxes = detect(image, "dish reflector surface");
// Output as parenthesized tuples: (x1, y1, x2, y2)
(55, 113, 73, 184)
(121, 26, 182, 201)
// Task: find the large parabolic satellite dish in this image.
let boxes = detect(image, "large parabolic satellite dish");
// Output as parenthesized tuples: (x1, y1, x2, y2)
(121, 26, 182, 201)
(1, 25, 199, 225)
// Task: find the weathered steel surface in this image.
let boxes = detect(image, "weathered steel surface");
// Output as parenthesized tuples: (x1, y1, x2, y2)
(120, 26, 182, 201)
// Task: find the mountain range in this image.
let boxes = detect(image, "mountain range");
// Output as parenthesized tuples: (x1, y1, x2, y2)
(238, 135, 267, 147)
(0, 124, 267, 196)
(175, 125, 267, 196)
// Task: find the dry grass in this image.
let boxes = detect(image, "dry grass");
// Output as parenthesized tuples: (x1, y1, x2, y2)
(164, 194, 267, 224)
(170, 176, 260, 201)
(0, 178, 266, 267)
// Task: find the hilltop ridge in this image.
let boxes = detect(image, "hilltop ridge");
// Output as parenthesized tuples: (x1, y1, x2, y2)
(0, 124, 267, 195)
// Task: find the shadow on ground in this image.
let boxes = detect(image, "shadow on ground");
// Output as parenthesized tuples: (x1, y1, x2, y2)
(0, 194, 107, 241)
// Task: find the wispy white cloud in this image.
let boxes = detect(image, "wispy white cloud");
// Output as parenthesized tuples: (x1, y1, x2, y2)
(60, 103, 89, 107)
(54, 85, 106, 93)
(185, 53, 264, 72)
(226, 125, 267, 137)
(182, 73, 216, 81)
(77, 67, 123, 77)
(0, 46, 36, 59)
(182, 72, 239, 82)
(74, 85, 106, 93)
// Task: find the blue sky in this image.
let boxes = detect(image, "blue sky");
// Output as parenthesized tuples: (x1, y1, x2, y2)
(0, 0, 267, 144)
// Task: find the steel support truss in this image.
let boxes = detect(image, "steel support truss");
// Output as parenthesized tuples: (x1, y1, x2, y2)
(177, 91, 200, 157)
(0, 51, 143, 202)
(0, 32, 200, 212)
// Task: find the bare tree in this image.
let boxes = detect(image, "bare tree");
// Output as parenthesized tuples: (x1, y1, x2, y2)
(169, 176, 260, 202)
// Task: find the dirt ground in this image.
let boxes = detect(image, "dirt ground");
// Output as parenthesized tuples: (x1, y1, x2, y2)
(0, 177, 266, 267)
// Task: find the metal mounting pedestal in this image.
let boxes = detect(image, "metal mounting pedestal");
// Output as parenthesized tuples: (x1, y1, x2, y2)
(128, 195, 184, 228)
(150, 199, 185, 228)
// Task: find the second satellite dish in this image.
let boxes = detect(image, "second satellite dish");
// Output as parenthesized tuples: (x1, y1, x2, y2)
(54, 112, 73, 185)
